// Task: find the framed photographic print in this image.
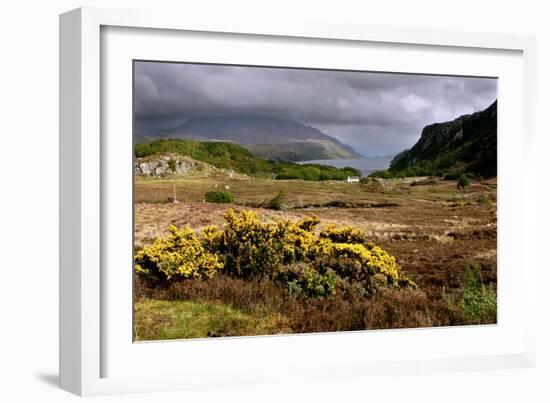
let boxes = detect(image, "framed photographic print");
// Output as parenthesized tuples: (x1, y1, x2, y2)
(60, 6, 537, 396)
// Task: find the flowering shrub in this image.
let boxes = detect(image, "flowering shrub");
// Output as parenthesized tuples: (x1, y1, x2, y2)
(208, 209, 284, 277)
(296, 216, 321, 231)
(319, 224, 369, 245)
(135, 225, 223, 285)
(201, 210, 321, 277)
(314, 241, 414, 289)
(135, 209, 416, 297)
(274, 217, 319, 264)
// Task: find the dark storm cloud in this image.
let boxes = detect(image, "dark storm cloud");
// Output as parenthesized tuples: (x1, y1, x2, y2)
(134, 61, 497, 156)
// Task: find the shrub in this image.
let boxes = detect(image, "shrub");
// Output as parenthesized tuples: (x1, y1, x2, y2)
(267, 190, 288, 211)
(204, 210, 319, 277)
(206, 209, 285, 277)
(458, 263, 497, 323)
(134, 225, 223, 285)
(369, 170, 394, 179)
(477, 193, 491, 205)
(205, 190, 233, 204)
(136, 209, 415, 298)
(296, 216, 321, 231)
(314, 241, 414, 291)
(285, 263, 338, 298)
(276, 220, 319, 264)
(359, 177, 386, 193)
(320, 224, 369, 244)
(457, 174, 471, 190)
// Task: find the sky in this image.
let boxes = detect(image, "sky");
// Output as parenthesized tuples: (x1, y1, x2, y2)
(134, 61, 497, 157)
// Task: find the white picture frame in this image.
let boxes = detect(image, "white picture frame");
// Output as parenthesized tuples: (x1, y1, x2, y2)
(59, 6, 537, 396)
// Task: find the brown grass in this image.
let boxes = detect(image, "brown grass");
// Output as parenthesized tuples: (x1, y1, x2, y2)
(137, 274, 451, 334)
(134, 175, 497, 335)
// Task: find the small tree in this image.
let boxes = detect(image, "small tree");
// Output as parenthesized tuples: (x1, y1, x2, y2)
(457, 174, 470, 191)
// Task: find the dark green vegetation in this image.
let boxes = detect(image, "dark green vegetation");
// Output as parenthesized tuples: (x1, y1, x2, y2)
(457, 174, 471, 190)
(204, 190, 233, 204)
(135, 139, 361, 180)
(166, 158, 177, 172)
(141, 115, 362, 162)
(267, 190, 288, 211)
(371, 101, 497, 179)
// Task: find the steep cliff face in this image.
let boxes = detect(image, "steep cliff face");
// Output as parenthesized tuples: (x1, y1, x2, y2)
(390, 101, 497, 177)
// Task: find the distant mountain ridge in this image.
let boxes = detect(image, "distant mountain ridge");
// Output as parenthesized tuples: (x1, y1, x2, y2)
(136, 115, 362, 162)
(389, 101, 497, 177)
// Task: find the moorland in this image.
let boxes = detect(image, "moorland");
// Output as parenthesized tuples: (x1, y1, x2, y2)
(133, 102, 497, 340)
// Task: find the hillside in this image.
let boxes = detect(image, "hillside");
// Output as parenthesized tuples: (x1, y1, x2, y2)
(139, 115, 362, 162)
(246, 139, 356, 162)
(134, 139, 361, 181)
(388, 101, 497, 177)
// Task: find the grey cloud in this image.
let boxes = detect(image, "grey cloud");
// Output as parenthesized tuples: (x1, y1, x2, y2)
(134, 61, 497, 156)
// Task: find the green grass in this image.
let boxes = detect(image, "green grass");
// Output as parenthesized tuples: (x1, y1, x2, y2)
(458, 264, 497, 323)
(134, 299, 286, 340)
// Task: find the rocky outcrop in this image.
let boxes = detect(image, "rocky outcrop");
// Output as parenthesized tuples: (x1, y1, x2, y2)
(134, 153, 226, 178)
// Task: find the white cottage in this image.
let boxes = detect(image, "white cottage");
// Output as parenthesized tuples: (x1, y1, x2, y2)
(347, 176, 360, 183)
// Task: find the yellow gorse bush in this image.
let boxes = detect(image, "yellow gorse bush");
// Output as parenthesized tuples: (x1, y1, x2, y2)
(330, 243, 399, 282)
(135, 209, 416, 295)
(314, 223, 417, 288)
(319, 224, 369, 245)
(217, 209, 284, 277)
(201, 209, 322, 277)
(135, 225, 223, 283)
(275, 217, 319, 263)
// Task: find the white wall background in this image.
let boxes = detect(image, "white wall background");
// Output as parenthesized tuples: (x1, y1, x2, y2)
(0, 0, 547, 401)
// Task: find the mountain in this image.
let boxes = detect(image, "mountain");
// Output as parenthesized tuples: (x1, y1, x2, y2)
(138, 116, 362, 162)
(389, 101, 497, 177)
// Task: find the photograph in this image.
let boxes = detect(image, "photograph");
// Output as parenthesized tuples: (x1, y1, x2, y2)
(132, 61, 498, 341)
